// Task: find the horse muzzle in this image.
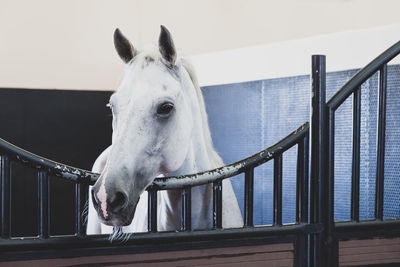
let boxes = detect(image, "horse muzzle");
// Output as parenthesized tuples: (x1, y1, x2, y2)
(91, 188, 138, 227)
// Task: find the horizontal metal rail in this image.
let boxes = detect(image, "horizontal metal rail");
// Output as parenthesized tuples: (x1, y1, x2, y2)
(0, 122, 309, 190)
(334, 219, 400, 240)
(150, 122, 309, 190)
(0, 138, 98, 184)
(0, 222, 323, 253)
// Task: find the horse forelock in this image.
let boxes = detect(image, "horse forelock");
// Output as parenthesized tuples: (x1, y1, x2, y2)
(123, 47, 182, 84)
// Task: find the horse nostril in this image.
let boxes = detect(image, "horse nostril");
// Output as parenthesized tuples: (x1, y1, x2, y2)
(108, 192, 128, 213)
(91, 189, 100, 207)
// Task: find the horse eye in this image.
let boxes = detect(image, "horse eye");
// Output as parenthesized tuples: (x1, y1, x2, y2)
(157, 102, 174, 117)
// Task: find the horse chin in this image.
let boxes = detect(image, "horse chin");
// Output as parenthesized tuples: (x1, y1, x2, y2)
(99, 201, 138, 227)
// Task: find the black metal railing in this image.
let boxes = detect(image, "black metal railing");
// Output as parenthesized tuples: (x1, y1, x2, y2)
(0, 139, 96, 240)
(144, 122, 310, 233)
(0, 118, 311, 265)
(321, 40, 400, 266)
(0, 123, 310, 228)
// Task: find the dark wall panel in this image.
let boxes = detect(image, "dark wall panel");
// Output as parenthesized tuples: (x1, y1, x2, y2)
(0, 88, 113, 236)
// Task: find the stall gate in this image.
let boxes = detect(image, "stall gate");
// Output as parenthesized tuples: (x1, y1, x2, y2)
(1, 41, 400, 266)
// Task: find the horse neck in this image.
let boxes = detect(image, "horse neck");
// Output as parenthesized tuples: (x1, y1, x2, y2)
(160, 125, 216, 230)
(159, 80, 220, 230)
(171, 65, 222, 174)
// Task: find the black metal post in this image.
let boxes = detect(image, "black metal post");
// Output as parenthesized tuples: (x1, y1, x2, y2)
(75, 182, 88, 237)
(181, 187, 191, 231)
(148, 190, 158, 232)
(38, 170, 50, 238)
(213, 181, 223, 229)
(273, 155, 282, 226)
(310, 55, 335, 266)
(244, 168, 254, 227)
(351, 89, 361, 222)
(375, 64, 387, 221)
(1, 155, 11, 238)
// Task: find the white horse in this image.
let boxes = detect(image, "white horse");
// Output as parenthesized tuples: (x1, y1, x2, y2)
(87, 26, 243, 235)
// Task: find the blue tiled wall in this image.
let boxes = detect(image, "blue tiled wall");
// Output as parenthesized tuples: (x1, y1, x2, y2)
(202, 65, 400, 225)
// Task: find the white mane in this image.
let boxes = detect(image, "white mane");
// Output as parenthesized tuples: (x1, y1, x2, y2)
(181, 58, 224, 169)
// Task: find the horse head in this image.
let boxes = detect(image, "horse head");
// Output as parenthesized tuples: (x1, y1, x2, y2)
(91, 26, 198, 226)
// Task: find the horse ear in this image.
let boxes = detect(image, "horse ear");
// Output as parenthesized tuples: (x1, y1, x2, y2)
(114, 28, 136, 63)
(158, 25, 176, 66)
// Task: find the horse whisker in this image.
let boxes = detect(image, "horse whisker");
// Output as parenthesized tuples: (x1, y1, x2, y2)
(81, 200, 89, 225)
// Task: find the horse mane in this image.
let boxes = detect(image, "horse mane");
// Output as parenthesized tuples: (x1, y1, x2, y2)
(181, 58, 224, 168)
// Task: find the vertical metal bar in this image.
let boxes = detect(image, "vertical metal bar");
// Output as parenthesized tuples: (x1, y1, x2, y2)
(376, 64, 387, 220)
(38, 170, 50, 238)
(327, 107, 339, 267)
(273, 155, 282, 226)
(75, 182, 88, 237)
(310, 55, 333, 266)
(244, 168, 254, 227)
(1, 155, 11, 238)
(147, 190, 158, 232)
(351, 88, 361, 222)
(295, 233, 307, 267)
(296, 134, 309, 267)
(213, 181, 222, 229)
(181, 187, 191, 231)
(296, 134, 309, 224)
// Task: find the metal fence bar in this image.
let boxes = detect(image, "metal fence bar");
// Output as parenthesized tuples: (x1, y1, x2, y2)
(148, 190, 158, 232)
(295, 233, 308, 267)
(75, 183, 88, 237)
(273, 155, 282, 226)
(310, 55, 335, 266)
(1, 155, 11, 238)
(375, 64, 387, 221)
(38, 170, 50, 238)
(296, 134, 309, 267)
(296, 135, 309, 224)
(327, 107, 339, 266)
(351, 88, 361, 222)
(244, 168, 254, 227)
(181, 187, 191, 231)
(213, 181, 223, 229)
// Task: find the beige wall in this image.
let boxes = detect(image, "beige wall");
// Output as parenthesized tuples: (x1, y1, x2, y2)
(1, 0, 400, 90)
